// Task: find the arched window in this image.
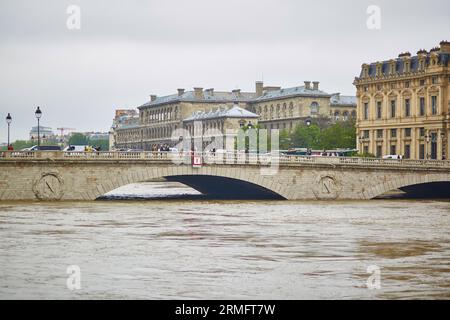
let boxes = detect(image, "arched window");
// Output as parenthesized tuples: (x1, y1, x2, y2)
(343, 111, 349, 121)
(310, 102, 319, 115)
(334, 111, 340, 121)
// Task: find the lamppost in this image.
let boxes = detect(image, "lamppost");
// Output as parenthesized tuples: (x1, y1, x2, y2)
(305, 118, 312, 127)
(441, 131, 447, 160)
(35, 107, 42, 149)
(6, 113, 12, 148)
(425, 133, 430, 159)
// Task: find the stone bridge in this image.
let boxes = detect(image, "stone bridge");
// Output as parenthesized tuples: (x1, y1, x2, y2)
(0, 151, 450, 201)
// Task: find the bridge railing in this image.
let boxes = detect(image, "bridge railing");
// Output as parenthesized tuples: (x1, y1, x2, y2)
(1, 150, 450, 168)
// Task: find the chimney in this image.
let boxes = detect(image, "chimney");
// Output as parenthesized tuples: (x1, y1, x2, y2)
(232, 89, 241, 95)
(255, 81, 264, 97)
(205, 88, 214, 95)
(177, 88, 185, 96)
(313, 81, 319, 90)
(194, 87, 204, 99)
(440, 40, 450, 53)
(398, 52, 412, 58)
(304, 81, 311, 90)
(150, 95, 157, 102)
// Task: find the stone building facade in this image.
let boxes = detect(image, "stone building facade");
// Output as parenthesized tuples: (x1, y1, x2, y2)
(354, 41, 450, 160)
(113, 81, 356, 150)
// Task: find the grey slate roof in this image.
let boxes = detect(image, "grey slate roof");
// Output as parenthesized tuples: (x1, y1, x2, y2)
(139, 91, 256, 109)
(330, 94, 357, 106)
(252, 86, 332, 102)
(183, 105, 259, 122)
(139, 85, 334, 109)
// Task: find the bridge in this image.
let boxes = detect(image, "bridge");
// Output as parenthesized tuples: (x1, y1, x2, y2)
(0, 151, 450, 201)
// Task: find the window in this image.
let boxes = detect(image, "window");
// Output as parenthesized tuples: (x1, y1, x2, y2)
(391, 129, 397, 138)
(310, 102, 319, 115)
(364, 86, 368, 92)
(420, 79, 425, 86)
(376, 101, 382, 119)
(363, 146, 369, 154)
(390, 100, 396, 118)
(363, 130, 370, 139)
(405, 81, 410, 88)
(405, 128, 411, 137)
(377, 84, 382, 91)
(420, 127, 425, 137)
(334, 111, 340, 121)
(390, 83, 396, 90)
(420, 97, 425, 116)
(432, 76, 438, 84)
(405, 99, 411, 117)
(404, 145, 411, 159)
(377, 129, 383, 139)
(419, 144, 425, 159)
(364, 103, 369, 120)
(431, 96, 437, 115)
(376, 145, 382, 158)
(390, 145, 397, 155)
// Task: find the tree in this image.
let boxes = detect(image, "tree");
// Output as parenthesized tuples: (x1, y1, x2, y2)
(318, 121, 356, 150)
(68, 133, 88, 146)
(291, 123, 321, 149)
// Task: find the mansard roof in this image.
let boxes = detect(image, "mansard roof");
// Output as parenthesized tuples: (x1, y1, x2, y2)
(361, 52, 450, 78)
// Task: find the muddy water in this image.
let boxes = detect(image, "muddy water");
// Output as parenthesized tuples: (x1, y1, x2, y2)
(0, 183, 449, 299)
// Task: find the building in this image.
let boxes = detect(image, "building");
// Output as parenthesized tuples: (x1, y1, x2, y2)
(29, 126, 56, 144)
(109, 109, 139, 150)
(113, 81, 356, 150)
(183, 105, 259, 150)
(354, 41, 450, 160)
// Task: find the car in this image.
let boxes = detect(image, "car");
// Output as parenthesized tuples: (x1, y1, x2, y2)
(383, 154, 403, 160)
(24, 145, 61, 151)
(64, 145, 91, 152)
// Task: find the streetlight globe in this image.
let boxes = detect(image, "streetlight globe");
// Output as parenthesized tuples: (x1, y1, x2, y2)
(6, 113, 12, 124)
(35, 106, 42, 119)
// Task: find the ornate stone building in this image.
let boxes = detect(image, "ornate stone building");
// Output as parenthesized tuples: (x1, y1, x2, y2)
(354, 41, 450, 160)
(113, 81, 356, 150)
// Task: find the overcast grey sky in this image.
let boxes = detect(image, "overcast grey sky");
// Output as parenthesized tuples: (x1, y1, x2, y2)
(0, 0, 449, 141)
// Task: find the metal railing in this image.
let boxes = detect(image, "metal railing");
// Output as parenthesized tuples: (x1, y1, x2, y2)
(0, 150, 450, 168)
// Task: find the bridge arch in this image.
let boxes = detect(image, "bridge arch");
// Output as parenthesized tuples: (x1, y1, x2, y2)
(91, 165, 289, 200)
(362, 173, 450, 199)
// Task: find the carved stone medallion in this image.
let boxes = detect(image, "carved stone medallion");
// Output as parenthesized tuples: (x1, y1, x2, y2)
(33, 173, 64, 200)
(313, 175, 342, 200)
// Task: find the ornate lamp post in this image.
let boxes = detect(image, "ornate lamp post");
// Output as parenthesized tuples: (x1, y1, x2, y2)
(6, 113, 12, 148)
(35, 107, 42, 149)
(441, 131, 447, 160)
(425, 133, 430, 159)
(305, 118, 312, 127)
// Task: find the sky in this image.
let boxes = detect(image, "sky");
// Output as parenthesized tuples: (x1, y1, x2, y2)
(0, 0, 449, 141)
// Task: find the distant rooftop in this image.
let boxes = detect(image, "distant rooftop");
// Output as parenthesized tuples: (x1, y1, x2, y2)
(330, 94, 357, 106)
(253, 86, 331, 102)
(139, 81, 335, 109)
(184, 105, 259, 122)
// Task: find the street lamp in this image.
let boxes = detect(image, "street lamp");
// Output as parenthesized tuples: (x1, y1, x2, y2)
(305, 118, 312, 127)
(6, 113, 12, 148)
(35, 107, 42, 149)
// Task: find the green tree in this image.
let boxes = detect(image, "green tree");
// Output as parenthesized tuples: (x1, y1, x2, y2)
(291, 123, 321, 149)
(68, 133, 88, 146)
(318, 121, 356, 150)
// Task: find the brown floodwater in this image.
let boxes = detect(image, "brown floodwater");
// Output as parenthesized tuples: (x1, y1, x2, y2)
(0, 182, 449, 299)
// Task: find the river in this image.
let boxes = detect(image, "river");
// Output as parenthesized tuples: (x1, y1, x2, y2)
(0, 182, 449, 299)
